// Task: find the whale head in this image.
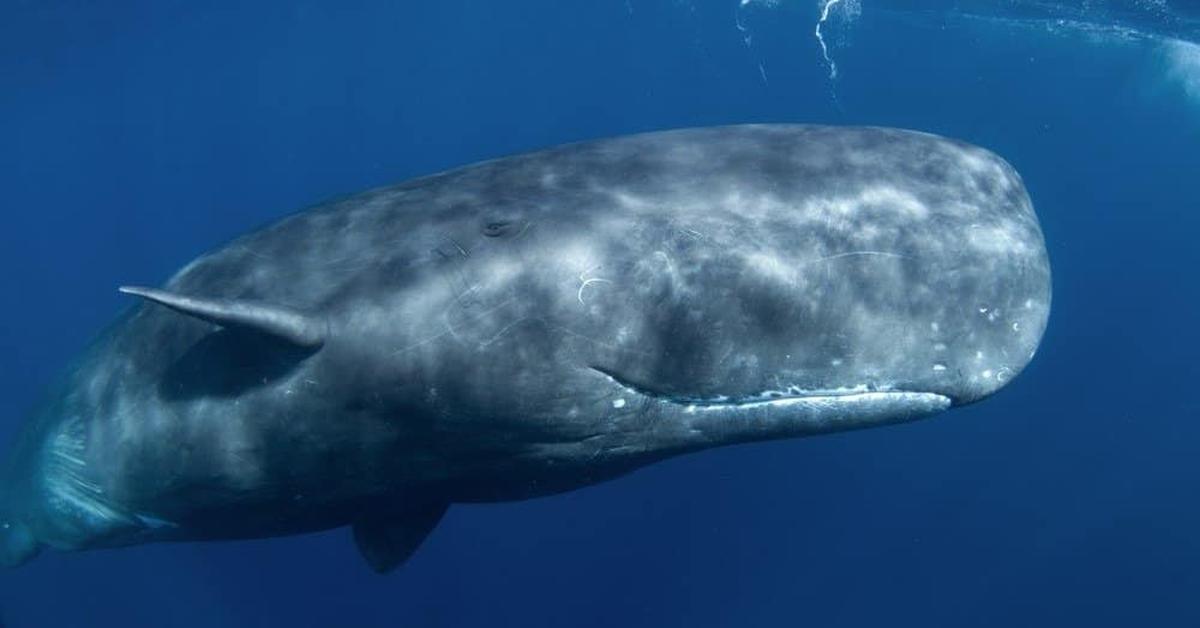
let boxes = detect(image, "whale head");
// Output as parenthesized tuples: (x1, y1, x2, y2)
(390, 126, 1051, 484)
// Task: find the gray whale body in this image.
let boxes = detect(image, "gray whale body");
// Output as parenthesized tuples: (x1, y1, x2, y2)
(0, 125, 1050, 571)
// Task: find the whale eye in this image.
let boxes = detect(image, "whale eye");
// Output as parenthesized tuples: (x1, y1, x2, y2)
(482, 221, 512, 237)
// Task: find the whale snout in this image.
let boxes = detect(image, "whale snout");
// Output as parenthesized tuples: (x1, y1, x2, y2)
(933, 297, 1051, 407)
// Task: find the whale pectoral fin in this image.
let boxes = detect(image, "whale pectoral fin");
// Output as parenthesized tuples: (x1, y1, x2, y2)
(352, 503, 449, 574)
(119, 285, 326, 349)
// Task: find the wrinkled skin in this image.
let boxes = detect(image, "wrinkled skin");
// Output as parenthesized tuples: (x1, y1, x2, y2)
(0, 125, 1050, 569)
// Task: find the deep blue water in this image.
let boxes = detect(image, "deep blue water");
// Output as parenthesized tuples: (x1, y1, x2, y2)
(2, 1, 1199, 626)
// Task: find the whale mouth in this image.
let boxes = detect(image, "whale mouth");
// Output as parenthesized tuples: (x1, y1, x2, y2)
(588, 365, 951, 438)
(589, 366, 948, 411)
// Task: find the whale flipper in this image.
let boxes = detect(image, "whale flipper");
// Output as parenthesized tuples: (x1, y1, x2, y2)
(119, 285, 327, 349)
(352, 503, 449, 573)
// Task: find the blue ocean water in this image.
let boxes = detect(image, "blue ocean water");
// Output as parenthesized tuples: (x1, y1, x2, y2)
(1, 1, 1198, 626)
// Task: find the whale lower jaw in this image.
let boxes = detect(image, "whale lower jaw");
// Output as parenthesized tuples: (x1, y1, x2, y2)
(669, 389, 952, 442)
(668, 390, 951, 414)
(590, 366, 952, 439)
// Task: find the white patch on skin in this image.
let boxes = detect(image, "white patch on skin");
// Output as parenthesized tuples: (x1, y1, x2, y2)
(650, 250, 679, 284)
(860, 186, 928, 217)
(809, 185, 930, 219)
(958, 150, 989, 174)
(955, 146, 1011, 184)
(483, 258, 522, 286)
(746, 252, 796, 286)
(612, 190, 652, 211)
(932, 364, 947, 371)
(718, 190, 779, 221)
(612, 398, 627, 409)
(967, 223, 1031, 256)
(558, 243, 604, 283)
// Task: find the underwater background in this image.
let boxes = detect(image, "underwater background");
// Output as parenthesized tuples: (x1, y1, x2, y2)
(1, 0, 1198, 626)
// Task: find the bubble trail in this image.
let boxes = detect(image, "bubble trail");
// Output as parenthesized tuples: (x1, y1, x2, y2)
(736, 0, 771, 86)
(815, 0, 844, 80)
